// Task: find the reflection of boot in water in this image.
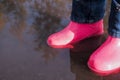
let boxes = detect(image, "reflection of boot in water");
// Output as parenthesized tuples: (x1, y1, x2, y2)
(47, 19, 104, 48)
(69, 35, 106, 79)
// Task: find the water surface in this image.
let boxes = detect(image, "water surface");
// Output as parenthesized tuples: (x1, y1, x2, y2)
(0, 0, 120, 80)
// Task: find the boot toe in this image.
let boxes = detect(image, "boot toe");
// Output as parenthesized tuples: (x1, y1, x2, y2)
(88, 55, 120, 75)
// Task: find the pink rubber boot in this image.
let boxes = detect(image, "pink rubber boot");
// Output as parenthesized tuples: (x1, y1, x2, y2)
(88, 35, 120, 75)
(47, 19, 104, 48)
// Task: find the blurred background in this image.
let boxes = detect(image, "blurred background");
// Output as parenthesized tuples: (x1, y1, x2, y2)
(0, 0, 120, 80)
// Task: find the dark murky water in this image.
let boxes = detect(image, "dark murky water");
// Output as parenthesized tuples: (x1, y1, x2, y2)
(0, 0, 120, 80)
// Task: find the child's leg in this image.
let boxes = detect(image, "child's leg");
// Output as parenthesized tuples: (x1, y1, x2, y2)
(71, 0, 106, 23)
(47, 0, 106, 48)
(88, 0, 120, 75)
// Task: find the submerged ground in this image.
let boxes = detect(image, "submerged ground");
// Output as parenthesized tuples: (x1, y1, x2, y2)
(0, 0, 120, 80)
